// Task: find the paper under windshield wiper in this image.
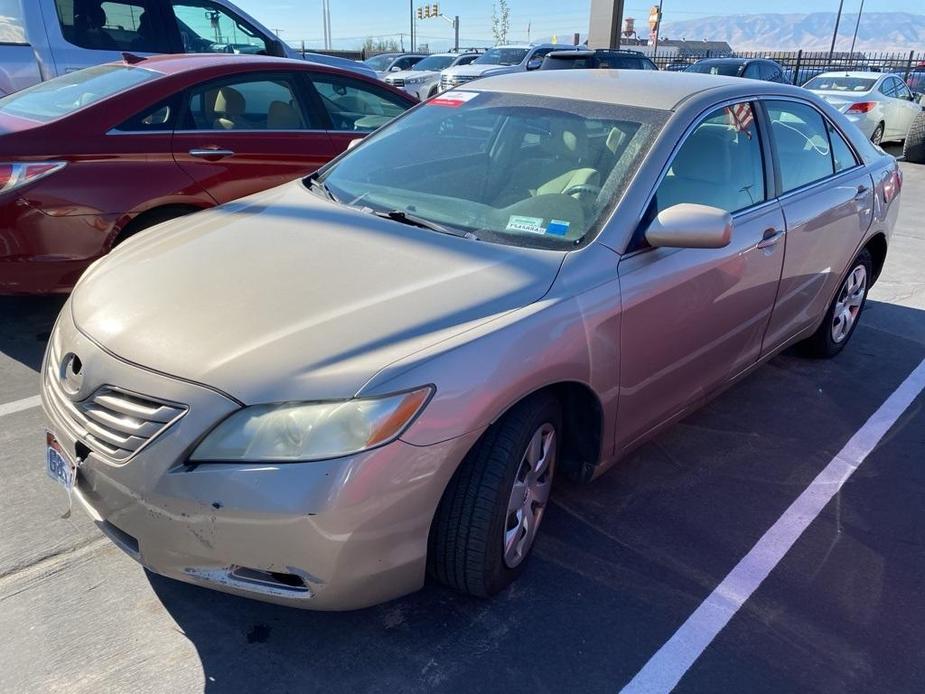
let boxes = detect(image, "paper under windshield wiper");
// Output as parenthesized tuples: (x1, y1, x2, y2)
(370, 209, 477, 240)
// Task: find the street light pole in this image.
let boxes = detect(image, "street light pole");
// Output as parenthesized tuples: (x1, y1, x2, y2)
(409, 0, 415, 51)
(827, 0, 845, 63)
(849, 0, 865, 58)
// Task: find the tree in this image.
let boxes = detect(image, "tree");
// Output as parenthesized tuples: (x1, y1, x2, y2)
(491, 0, 510, 46)
(363, 37, 400, 55)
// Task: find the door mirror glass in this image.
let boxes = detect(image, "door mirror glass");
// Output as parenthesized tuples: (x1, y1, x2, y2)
(645, 203, 733, 249)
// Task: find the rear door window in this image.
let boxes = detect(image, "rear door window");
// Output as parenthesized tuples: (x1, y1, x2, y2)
(766, 100, 835, 192)
(0, 0, 26, 44)
(54, 0, 173, 52)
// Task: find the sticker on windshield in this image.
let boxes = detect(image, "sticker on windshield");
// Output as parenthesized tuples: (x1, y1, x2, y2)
(506, 215, 545, 234)
(546, 220, 570, 236)
(430, 91, 479, 108)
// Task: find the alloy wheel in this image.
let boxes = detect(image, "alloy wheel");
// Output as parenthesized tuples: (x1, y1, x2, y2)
(503, 423, 556, 569)
(831, 264, 867, 344)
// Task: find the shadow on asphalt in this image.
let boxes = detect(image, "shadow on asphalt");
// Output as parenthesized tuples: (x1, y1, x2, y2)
(143, 300, 925, 693)
(0, 296, 66, 371)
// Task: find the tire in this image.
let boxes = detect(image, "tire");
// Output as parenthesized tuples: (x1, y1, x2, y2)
(871, 122, 885, 145)
(904, 111, 925, 164)
(428, 393, 562, 597)
(427, 85, 439, 99)
(800, 248, 873, 358)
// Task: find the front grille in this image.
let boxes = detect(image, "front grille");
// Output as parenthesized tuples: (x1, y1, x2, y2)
(385, 77, 405, 87)
(440, 74, 477, 91)
(44, 344, 187, 463)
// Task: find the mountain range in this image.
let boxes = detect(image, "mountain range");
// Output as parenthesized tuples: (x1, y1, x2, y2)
(658, 12, 925, 52)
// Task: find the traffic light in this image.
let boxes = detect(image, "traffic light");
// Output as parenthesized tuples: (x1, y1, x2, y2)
(423, 5, 430, 18)
(416, 6, 423, 19)
(432, 3, 439, 16)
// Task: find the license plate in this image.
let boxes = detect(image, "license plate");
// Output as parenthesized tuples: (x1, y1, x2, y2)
(46, 431, 76, 491)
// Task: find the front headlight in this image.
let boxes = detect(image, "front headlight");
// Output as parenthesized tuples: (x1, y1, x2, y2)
(190, 387, 433, 463)
(405, 76, 426, 85)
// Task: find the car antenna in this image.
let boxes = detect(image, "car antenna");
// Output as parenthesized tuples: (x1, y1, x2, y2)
(122, 52, 146, 65)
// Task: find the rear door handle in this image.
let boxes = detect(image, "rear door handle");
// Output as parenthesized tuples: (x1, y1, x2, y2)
(854, 185, 869, 199)
(756, 228, 785, 249)
(189, 148, 235, 160)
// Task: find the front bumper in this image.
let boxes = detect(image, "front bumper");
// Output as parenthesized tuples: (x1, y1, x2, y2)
(41, 307, 481, 610)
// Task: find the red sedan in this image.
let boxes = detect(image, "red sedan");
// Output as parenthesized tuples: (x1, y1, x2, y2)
(0, 54, 417, 294)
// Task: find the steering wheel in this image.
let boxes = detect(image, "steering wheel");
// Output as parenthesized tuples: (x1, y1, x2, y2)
(562, 183, 602, 197)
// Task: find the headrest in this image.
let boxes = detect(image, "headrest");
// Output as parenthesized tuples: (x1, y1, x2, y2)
(268, 101, 302, 129)
(541, 123, 586, 162)
(211, 87, 245, 116)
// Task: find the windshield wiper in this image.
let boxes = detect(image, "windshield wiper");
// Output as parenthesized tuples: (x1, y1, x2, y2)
(307, 174, 338, 203)
(369, 209, 478, 240)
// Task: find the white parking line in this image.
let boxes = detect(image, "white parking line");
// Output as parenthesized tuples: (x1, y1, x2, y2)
(622, 357, 925, 694)
(0, 395, 42, 418)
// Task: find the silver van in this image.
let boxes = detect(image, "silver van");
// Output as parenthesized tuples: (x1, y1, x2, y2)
(0, 0, 372, 95)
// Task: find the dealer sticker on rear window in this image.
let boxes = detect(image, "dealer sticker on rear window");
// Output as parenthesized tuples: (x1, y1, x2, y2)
(506, 215, 545, 234)
(430, 91, 479, 108)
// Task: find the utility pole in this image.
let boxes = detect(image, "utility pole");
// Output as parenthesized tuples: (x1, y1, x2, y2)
(828, 0, 845, 63)
(848, 0, 865, 58)
(409, 0, 415, 51)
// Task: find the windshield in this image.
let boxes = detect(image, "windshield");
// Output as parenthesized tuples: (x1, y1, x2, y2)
(413, 56, 455, 71)
(315, 91, 667, 249)
(475, 48, 529, 66)
(0, 65, 160, 123)
(686, 61, 743, 77)
(804, 76, 877, 92)
(364, 55, 395, 71)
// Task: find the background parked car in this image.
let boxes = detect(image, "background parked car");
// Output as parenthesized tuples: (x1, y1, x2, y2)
(0, 54, 416, 294)
(540, 49, 658, 71)
(803, 71, 923, 144)
(0, 0, 374, 97)
(384, 51, 483, 100)
(685, 57, 789, 83)
(363, 52, 427, 79)
(439, 43, 569, 91)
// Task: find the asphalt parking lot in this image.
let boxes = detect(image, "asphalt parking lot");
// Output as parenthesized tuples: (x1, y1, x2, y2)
(2, 154, 924, 694)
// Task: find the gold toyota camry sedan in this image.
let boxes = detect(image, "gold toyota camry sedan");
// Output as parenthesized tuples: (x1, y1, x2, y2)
(42, 70, 901, 610)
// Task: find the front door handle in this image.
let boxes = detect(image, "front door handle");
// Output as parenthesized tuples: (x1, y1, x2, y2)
(756, 228, 785, 250)
(189, 148, 235, 161)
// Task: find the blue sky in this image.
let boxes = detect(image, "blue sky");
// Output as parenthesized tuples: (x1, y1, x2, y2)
(231, 0, 925, 49)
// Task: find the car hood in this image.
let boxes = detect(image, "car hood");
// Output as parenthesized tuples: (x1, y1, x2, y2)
(71, 181, 565, 404)
(388, 69, 438, 80)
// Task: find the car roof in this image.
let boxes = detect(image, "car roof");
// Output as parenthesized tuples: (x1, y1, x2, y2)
(695, 57, 748, 64)
(123, 53, 310, 75)
(468, 69, 773, 110)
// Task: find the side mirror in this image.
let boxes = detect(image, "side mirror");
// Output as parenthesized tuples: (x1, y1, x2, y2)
(347, 138, 363, 150)
(644, 203, 733, 249)
(390, 65, 403, 72)
(526, 58, 543, 71)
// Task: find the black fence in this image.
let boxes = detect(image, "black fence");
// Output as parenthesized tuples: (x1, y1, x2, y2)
(649, 49, 925, 87)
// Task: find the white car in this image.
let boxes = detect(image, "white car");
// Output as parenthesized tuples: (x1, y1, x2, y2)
(439, 44, 570, 92)
(384, 52, 483, 100)
(804, 71, 923, 144)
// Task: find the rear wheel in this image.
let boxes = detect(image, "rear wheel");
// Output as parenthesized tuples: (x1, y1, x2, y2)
(428, 393, 561, 597)
(113, 206, 199, 247)
(800, 248, 872, 358)
(904, 111, 925, 163)
(871, 122, 885, 145)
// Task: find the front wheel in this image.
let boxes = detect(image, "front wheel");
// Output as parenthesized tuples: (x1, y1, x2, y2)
(428, 393, 561, 597)
(800, 248, 872, 358)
